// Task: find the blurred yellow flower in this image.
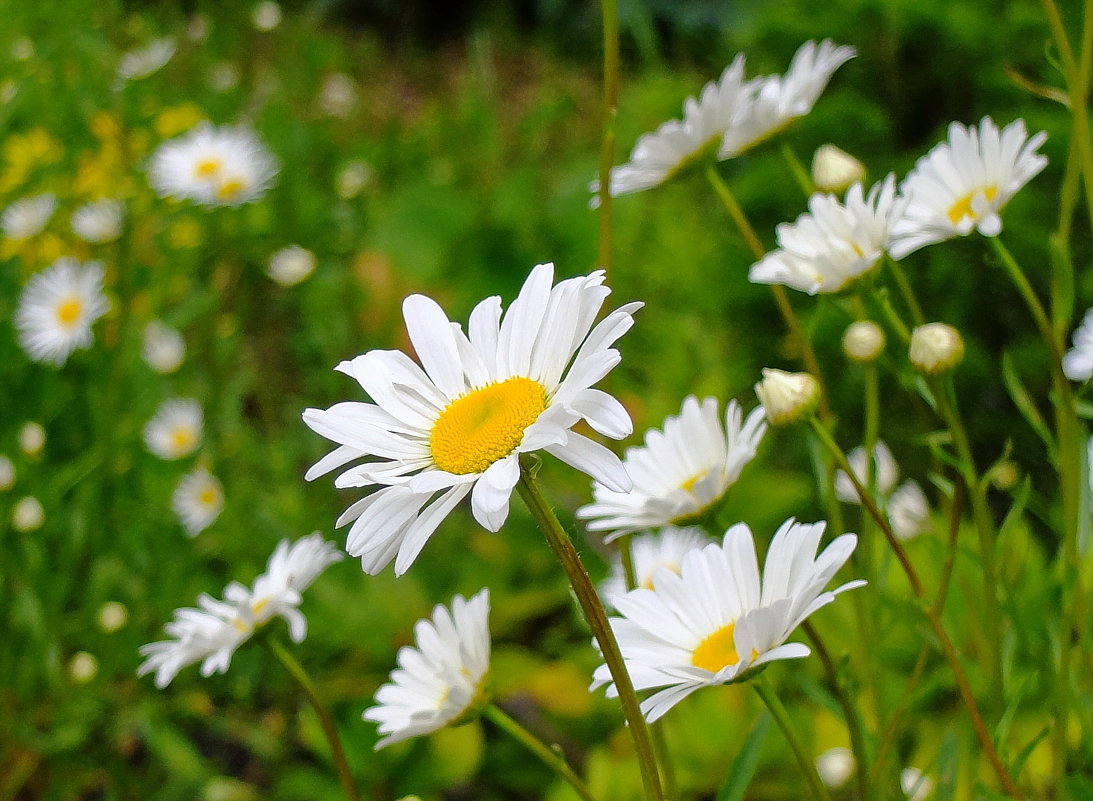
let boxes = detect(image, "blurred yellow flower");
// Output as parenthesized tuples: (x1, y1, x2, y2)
(154, 104, 205, 139)
(0, 128, 63, 192)
(168, 217, 203, 248)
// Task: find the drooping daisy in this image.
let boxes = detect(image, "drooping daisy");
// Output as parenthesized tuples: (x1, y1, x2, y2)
(749, 175, 908, 294)
(116, 38, 176, 84)
(171, 467, 224, 536)
(15, 258, 109, 366)
(889, 117, 1047, 259)
(1063, 307, 1093, 382)
(144, 399, 203, 460)
(720, 40, 856, 158)
(591, 56, 752, 201)
(303, 263, 640, 575)
(71, 199, 123, 243)
(834, 440, 899, 504)
(592, 518, 864, 722)
(138, 533, 343, 687)
(2, 193, 56, 240)
(888, 480, 931, 541)
(364, 589, 491, 749)
(600, 526, 713, 603)
(577, 396, 766, 542)
(142, 320, 186, 374)
(267, 245, 316, 286)
(148, 123, 279, 207)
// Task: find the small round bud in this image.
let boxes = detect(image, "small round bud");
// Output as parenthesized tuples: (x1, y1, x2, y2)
(68, 651, 98, 684)
(811, 144, 866, 193)
(97, 601, 129, 633)
(909, 323, 964, 374)
(12, 496, 44, 531)
(267, 245, 316, 287)
(0, 455, 14, 491)
(755, 368, 821, 425)
(843, 320, 885, 363)
(18, 422, 45, 457)
(816, 747, 855, 789)
(252, 1, 283, 31)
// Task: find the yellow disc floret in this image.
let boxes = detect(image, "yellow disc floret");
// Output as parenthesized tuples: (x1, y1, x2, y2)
(55, 297, 82, 326)
(947, 185, 997, 225)
(692, 621, 740, 673)
(193, 157, 222, 178)
(430, 376, 547, 475)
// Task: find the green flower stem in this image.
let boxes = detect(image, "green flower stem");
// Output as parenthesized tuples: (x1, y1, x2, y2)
(265, 637, 361, 801)
(874, 290, 912, 344)
(988, 238, 1058, 359)
(596, 0, 620, 279)
(780, 142, 815, 197)
(808, 417, 1022, 799)
(753, 675, 833, 801)
(484, 704, 600, 801)
(883, 256, 925, 328)
(705, 164, 830, 420)
(516, 457, 665, 801)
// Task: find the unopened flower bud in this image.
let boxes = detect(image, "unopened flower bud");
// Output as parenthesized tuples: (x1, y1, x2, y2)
(68, 651, 98, 684)
(755, 368, 821, 425)
(0, 455, 14, 491)
(843, 320, 885, 363)
(97, 601, 129, 633)
(268, 245, 316, 286)
(19, 422, 45, 457)
(816, 747, 855, 789)
(909, 323, 964, 374)
(812, 144, 866, 193)
(13, 496, 44, 531)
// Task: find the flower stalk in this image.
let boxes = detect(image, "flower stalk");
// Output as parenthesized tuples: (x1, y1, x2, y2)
(753, 675, 833, 801)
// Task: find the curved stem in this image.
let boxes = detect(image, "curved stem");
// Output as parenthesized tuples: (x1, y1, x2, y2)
(484, 704, 600, 801)
(753, 675, 833, 801)
(516, 458, 664, 801)
(780, 142, 815, 197)
(266, 637, 360, 801)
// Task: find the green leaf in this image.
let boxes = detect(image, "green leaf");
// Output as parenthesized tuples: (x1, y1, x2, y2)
(716, 711, 771, 801)
(1001, 351, 1055, 456)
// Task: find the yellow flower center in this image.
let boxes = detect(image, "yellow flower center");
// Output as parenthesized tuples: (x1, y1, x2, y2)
(251, 597, 270, 617)
(216, 178, 246, 200)
(198, 487, 219, 506)
(692, 622, 740, 672)
(680, 470, 708, 493)
(55, 298, 82, 326)
(430, 376, 547, 475)
(640, 562, 681, 590)
(947, 185, 997, 225)
(170, 427, 196, 452)
(193, 157, 222, 178)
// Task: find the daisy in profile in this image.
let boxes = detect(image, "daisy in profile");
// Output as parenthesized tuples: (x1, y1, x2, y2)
(577, 396, 766, 542)
(834, 440, 899, 504)
(591, 55, 752, 201)
(15, 258, 109, 366)
(749, 175, 907, 295)
(887, 480, 931, 541)
(600, 526, 712, 603)
(138, 533, 343, 687)
(889, 117, 1048, 259)
(304, 263, 640, 575)
(144, 399, 203, 460)
(172, 467, 224, 536)
(116, 38, 176, 84)
(148, 123, 279, 206)
(2, 193, 56, 240)
(1063, 307, 1093, 382)
(592, 518, 863, 722)
(71, 199, 123, 243)
(720, 39, 856, 158)
(364, 589, 491, 749)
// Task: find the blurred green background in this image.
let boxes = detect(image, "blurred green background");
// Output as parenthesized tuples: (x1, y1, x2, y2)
(0, 0, 1084, 799)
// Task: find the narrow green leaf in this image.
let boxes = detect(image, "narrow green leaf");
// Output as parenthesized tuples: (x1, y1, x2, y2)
(1001, 351, 1056, 456)
(716, 711, 771, 801)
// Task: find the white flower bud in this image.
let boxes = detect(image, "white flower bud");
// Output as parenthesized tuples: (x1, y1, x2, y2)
(336, 160, 374, 199)
(13, 496, 44, 531)
(816, 746, 855, 789)
(142, 321, 185, 374)
(252, 1, 282, 31)
(754, 368, 821, 425)
(901, 767, 934, 801)
(909, 323, 964, 374)
(267, 245, 317, 286)
(18, 422, 45, 457)
(0, 455, 14, 491)
(843, 320, 885, 363)
(68, 651, 98, 684)
(812, 144, 866, 193)
(97, 601, 129, 633)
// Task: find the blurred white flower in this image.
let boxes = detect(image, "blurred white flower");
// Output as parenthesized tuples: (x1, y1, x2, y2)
(13, 496, 44, 532)
(749, 175, 907, 295)
(365, 589, 491, 748)
(890, 117, 1047, 259)
(149, 123, 279, 207)
(812, 144, 865, 193)
(2, 194, 56, 240)
(11, 38, 34, 61)
(319, 73, 358, 117)
(71, 199, 123, 243)
(144, 399, 203, 460)
(901, 767, 934, 801)
(835, 440, 899, 504)
(600, 526, 713, 603)
(172, 467, 224, 536)
(186, 14, 210, 42)
(18, 422, 46, 457)
(142, 320, 186, 374)
(888, 480, 931, 541)
(68, 652, 99, 684)
(0, 455, 14, 491)
(138, 533, 343, 687)
(577, 396, 766, 541)
(1064, 307, 1093, 382)
(253, 1, 283, 31)
(15, 259, 109, 366)
(816, 746, 855, 789)
(97, 601, 129, 633)
(336, 160, 374, 199)
(210, 62, 241, 92)
(267, 245, 316, 286)
(116, 38, 176, 85)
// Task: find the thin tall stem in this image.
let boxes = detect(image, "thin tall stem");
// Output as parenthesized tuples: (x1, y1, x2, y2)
(596, 0, 620, 278)
(884, 256, 925, 328)
(484, 704, 600, 801)
(265, 637, 360, 801)
(753, 675, 833, 801)
(516, 458, 665, 801)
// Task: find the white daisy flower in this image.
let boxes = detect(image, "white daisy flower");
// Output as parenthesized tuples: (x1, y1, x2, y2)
(303, 263, 640, 575)
(2, 193, 56, 240)
(749, 175, 908, 295)
(577, 396, 766, 541)
(1064, 307, 1093, 382)
(144, 399, 203, 460)
(889, 117, 1048, 259)
(720, 40, 856, 158)
(71, 199, 123, 243)
(15, 258, 109, 366)
(171, 467, 224, 536)
(142, 320, 186, 374)
(267, 245, 316, 286)
(591, 55, 753, 202)
(364, 589, 491, 749)
(148, 123, 279, 207)
(116, 38, 176, 84)
(592, 518, 864, 722)
(600, 526, 713, 603)
(888, 480, 931, 541)
(834, 440, 899, 504)
(138, 533, 343, 687)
